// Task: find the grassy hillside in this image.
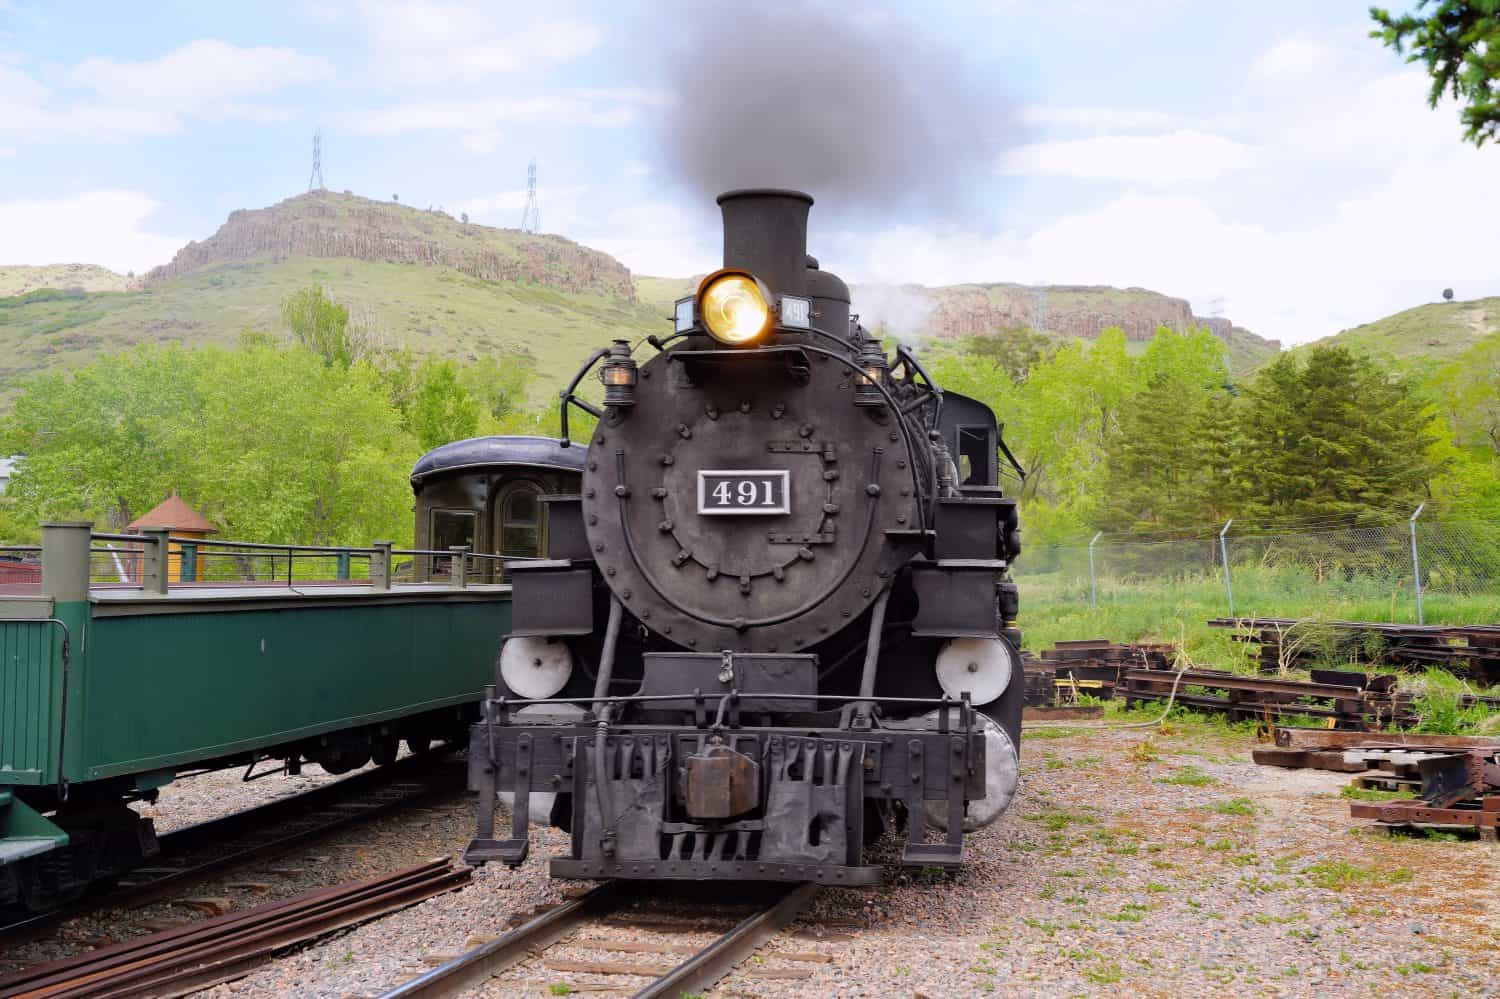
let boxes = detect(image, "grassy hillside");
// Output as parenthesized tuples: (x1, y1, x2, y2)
(635, 276, 1280, 372)
(0, 257, 664, 405)
(0, 190, 1280, 404)
(1311, 297, 1500, 369)
(0, 264, 128, 296)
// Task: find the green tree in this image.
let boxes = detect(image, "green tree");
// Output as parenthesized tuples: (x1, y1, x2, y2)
(459, 355, 534, 423)
(0, 342, 418, 545)
(281, 284, 371, 368)
(410, 359, 481, 451)
(960, 328, 1052, 381)
(1433, 333, 1500, 454)
(1371, 1, 1500, 145)
(0, 345, 206, 529)
(1236, 346, 1446, 523)
(1097, 329, 1233, 533)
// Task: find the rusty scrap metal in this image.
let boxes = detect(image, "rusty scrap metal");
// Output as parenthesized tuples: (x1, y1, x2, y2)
(0, 859, 469, 998)
(1209, 617, 1500, 683)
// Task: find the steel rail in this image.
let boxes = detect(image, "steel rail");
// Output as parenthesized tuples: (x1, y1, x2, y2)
(380, 881, 628, 998)
(381, 881, 821, 999)
(0, 752, 464, 942)
(634, 882, 819, 998)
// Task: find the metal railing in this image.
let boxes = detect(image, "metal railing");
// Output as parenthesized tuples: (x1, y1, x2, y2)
(15, 528, 533, 598)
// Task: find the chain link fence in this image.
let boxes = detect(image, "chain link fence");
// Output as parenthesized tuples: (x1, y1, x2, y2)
(1020, 517, 1500, 622)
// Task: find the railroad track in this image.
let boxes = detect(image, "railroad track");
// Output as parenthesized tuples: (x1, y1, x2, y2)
(383, 880, 826, 998)
(0, 750, 466, 944)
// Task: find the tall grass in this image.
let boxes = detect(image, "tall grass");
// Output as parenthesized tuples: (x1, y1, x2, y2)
(1016, 563, 1500, 670)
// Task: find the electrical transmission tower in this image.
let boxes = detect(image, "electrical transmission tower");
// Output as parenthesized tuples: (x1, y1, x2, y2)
(520, 158, 540, 233)
(308, 128, 325, 191)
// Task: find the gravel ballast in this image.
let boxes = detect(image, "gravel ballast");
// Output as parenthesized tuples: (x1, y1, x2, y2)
(13, 724, 1499, 997)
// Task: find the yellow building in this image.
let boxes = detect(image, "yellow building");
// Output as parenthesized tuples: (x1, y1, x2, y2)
(127, 492, 218, 582)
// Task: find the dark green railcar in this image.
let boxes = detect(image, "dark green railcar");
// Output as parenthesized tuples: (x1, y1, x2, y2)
(0, 435, 582, 911)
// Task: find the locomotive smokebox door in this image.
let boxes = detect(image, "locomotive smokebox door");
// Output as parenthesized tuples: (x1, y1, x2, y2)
(684, 742, 760, 818)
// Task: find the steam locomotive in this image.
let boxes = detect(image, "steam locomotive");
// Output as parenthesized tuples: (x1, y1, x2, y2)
(466, 190, 1023, 884)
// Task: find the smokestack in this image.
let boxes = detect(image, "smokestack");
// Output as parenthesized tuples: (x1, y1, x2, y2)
(717, 189, 813, 298)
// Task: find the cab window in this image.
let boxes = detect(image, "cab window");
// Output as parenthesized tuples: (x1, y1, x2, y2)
(956, 426, 992, 486)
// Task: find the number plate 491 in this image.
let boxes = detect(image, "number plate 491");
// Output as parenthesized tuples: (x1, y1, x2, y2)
(697, 470, 790, 515)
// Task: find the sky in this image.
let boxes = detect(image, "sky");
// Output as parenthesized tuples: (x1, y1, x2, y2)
(0, 0, 1496, 345)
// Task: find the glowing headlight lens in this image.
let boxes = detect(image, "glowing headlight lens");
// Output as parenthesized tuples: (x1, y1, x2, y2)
(700, 273, 771, 345)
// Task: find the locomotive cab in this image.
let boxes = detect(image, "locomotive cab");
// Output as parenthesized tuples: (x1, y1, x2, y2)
(467, 190, 1024, 884)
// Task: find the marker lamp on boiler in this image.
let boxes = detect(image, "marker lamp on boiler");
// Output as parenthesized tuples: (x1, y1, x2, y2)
(599, 339, 638, 408)
(674, 297, 695, 333)
(854, 338, 889, 407)
(697, 269, 773, 346)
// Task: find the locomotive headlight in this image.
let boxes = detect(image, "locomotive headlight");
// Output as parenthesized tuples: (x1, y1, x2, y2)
(698, 270, 772, 346)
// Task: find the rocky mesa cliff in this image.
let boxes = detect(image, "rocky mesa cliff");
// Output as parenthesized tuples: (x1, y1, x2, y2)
(144, 190, 636, 301)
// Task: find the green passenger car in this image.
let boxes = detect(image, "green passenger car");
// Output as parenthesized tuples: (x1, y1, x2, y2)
(0, 435, 582, 911)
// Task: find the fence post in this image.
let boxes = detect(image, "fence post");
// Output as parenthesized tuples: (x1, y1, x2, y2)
(41, 522, 93, 602)
(1088, 531, 1102, 609)
(141, 528, 171, 595)
(179, 542, 197, 583)
(1218, 519, 1235, 618)
(336, 549, 351, 581)
(371, 542, 392, 591)
(449, 546, 469, 589)
(1409, 503, 1426, 625)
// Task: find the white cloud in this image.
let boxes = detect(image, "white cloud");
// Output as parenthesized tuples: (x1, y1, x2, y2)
(0, 146, 14, 158)
(456, 183, 588, 224)
(359, 1, 600, 83)
(458, 129, 502, 155)
(0, 189, 185, 274)
(849, 29, 1500, 346)
(72, 40, 332, 117)
(999, 130, 1253, 182)
(0, 64, 177, 138)
(1017, 105, 1178, 132)
(0, 41, 330, 140)
(349, 90, 663, 136)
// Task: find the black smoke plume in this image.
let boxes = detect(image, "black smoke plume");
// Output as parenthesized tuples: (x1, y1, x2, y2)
(651, 3, 1015, 219)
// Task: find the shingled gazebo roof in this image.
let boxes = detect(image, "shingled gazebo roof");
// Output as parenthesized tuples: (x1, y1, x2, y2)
(127, 493, 217, 534)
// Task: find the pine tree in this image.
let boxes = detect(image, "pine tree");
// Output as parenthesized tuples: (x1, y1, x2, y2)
(1235, 346, 1444, 525)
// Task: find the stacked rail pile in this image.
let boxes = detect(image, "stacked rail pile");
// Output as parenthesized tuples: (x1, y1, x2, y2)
(1121, 666, 1413, 728)
(1027, 640, 1177, 703)
(1256, 729, 1500, 839)
(1210, 617, 1500, 683)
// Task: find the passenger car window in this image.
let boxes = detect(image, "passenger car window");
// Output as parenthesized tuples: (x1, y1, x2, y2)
(431, 509, 477, 575)
(500, 484, 543, 557)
